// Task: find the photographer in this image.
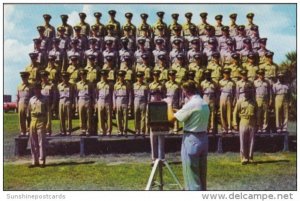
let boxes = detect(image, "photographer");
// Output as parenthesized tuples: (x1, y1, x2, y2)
(166, 80, 209, 191)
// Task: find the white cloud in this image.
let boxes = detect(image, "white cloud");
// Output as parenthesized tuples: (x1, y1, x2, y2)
(4, 39, 33, 64)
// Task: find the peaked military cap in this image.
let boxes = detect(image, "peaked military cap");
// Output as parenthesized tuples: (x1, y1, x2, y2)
(247, 52, 256, 59)
(176, 53, 184, 59)
(222, 68, 231, 74)
(188, 70, 195, 77)
(259, 38, 267, 44)
(69, 55, 79, 60)
(125, 12, 133, 18)
(94, 12, 102, 18)
(105, 39, 113, 45)
(37, 26, 45, 32)
(61, 72, 70, 77)
(136, 71, 145, 77)
(48, 55, 56, 60)
(123, 25, 132, 31)
(247, 13, 255, 18)
(118, 70, 126, 76)
(231, 53, 240, 60)
(277, 72, 285, 77)
(124, 53, 131, 60)
(155, 38, 164, 44)
(229, 13, 237, 19)
(173, 25, 182, 31)
(140, 13, 148, 19)
(205, 25, 213, 31)
(88, 37, 97, 44)
(137, 38, 146, 44)
(157, 11, 165, 17)
(185, 12, 193, 18)
(265, 51, 274, 57)
(168, 69, 177, 75)
(226, 38, 234, 45)
(73, 25, 81, 31)
(20, 71, 30, 77)
(140, 25, 149, 31)
(152, 70, 161, 76)
(108, 10, 116, 15)
(87, 54, 96, 60)
(239, 69, 248, 76)
(121, 37, 129, 44)
(91, 25, 99, 30)
(157, 24, 164, 31)
(189, 24, 197, 31)
(200, 12, 208, 18)
(221, 26, 229, 32)
(203, 69, 212, 76)
(106, 24, 115, 30)
(100, 69, 109, 76)
(71, 38, 79, 44)
(250, 25, 259, 31)
(243, 38, 251, 44)
(191, 38, 200, 45)
(173, 38, 183, 45)
(57, 26, 66, 32)
(215, 15, 223, 20)
(43, 14, 51, 19)
(79, 12, 87, 18)
(172, 13, 179, 19)
(212, 52, 220, 58)
(79, 69, 88, 75)
(193, 53, 202, 59)
(29, 52, 38, 59)
(238, 25, 245, 31)
(40, 70, 49, 76)
(52, 37, 60, 43)
(33, 38, 42, 44)
(256, 69, 265, 75)
(60, 14, 68, 19)
(208, 38, 217, 44)
(105, 55, 113, 61)
(158, 53, 166, 60)
(141, 53, 149, 59)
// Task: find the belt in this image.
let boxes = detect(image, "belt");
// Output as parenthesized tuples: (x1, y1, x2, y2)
(184, 130, 206, 135)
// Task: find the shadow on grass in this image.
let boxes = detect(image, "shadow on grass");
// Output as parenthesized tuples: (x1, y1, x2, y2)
(251, 160, 290, 165)
(45, 161, 95, 167)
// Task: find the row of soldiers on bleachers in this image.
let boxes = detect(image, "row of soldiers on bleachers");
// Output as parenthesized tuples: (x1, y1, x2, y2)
(17, 62, 290, 137)
(34, 11, 267, 72)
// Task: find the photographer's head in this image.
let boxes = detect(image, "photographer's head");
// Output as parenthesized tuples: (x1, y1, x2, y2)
(182, 80, 198, 98)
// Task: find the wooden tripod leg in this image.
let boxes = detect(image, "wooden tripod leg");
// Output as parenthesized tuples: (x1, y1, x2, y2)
(164, 161, 183, 190)
(145, 159, 160, 190)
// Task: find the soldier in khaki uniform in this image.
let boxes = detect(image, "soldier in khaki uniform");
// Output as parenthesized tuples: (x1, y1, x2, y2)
(17, 72, 33, 136)
(28, 83, 49, 167)
(25, 53, 40, 85)
(133, 72, 149, 136)
(43, 14, 55, 39)
(169, 13, 182, 36)
(137, 13, 152, 37)
(171, 53, 187, 84)
(219, 68, 236, 134)
(67, 55, 80, 85)
(254, 69, 272, 133)
(261, 51, 278, 85)
(242, 52, 258, 82)
(154, 54, 169, 84)
(233, 85, 256, 164)
(165, 70, 181, 134)
(152, 11, 168, 37)
(198, 12, 211, 36)
(76, 69, 94, 135)
(46, 55, 59, 85)
(58, 72, 75, 135)
(214, 15, 224, 37)
(229, 13, 238, 37)
(40, 71, 55, 136)
(77, 12, 90, 37)
(59, 14, 73, 38)
(96, 70, 113, 136)
(85, 54, 99, 85)
(93, 12, 106, 37)
(224, 53, 241, 83)
(107, 10, 121, 38)
(207, 52, 222, 83)
(182, 12, 198, 37)
(245, 13, 259, 37)
(114, 71, 132, 136)
(122, 12, 136, 37)
(236, 69, 254, 103)
(200, 70, 218, 134)
(188, 53, 204, 84)
(135, 53, 151, 83)
(103, 55, 116, 85)
(272, 72, 290, 133)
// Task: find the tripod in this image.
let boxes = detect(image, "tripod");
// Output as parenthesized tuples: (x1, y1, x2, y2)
(145, 132, 183, 190)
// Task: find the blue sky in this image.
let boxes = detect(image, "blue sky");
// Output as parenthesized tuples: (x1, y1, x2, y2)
(4, 4, 296, 98)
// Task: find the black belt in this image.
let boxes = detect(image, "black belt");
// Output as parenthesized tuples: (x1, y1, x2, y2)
(184, 131, 207, 135)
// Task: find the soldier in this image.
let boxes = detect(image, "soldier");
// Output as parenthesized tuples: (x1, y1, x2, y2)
(171, 53, 187, 84)
(198, 12, 211, 36)
(214, 15, 224, 37)
(137, 13, 152, 37)
(170, 26, 185, 50)
(207, 52, 222, 83)
(76, 12, 90, 37)
(102, 39, 118, 68)
(85, 54, 99, 85)
(188, 53, 204, 84)
(229, 13, 238, 37)
(218, 26, 235, 56)
(136, 25, 154, 51)
(103, 55, 117, 84)
(17, 72, 33, 136)
(165, 70, 181, 134)
(219, 68, 236, 134)
(233, 85, 256, 164)
(122, 54, 135, 82)
(154, 53, 169, 84)
(33, 38, 48, 69)
(45, 55, 59, 85)
(113, 70, 131, 136)
(104, 24, 120, 50)
(76, 69, 94, 136)
(169, 38, 185, 65)
(239, 38, 253, 64)
(225, 53, 242, 83)
(122, 26, 136, 51)
(272, 72, 290, 133)
(40, 71, 55, 136)
(187, 38, 202, 64)
(220, 39, 236, 67)
(72, 26, 88, 51)
(28, 83, 49, 167)
(257, 38, 271, 66)
(254, 69, 272, 133)
(234, 25, 248, 52)
(67, 55, 80, 86)
(134, 38, 152, 69)
(92, 12, 106, 37)
(200, 70, 218, 133)
(242, 52, 259, 82)
(182, 12, 198, 37)
(135, 53, 151, 82)
(169, 13, 182, 36)
(48, 37, 65, 72)
(96, 69, 113, 136)
(203, 37, 218, 65)
(236, 69, 254, 102)
(245, 13, 259, 37)
(25, 52, 40, 85)
(59, 14, 73, 38)
(67, 39, 84, 67)
(152, 11, 168, 37)
(58, 72, 75, 135)
(119, 38, 134, 69)
(260, 51, 278, 85)
(148, 70, 165, 102)
(122, 12, 136, 37)
(133, 71, 149, 136)
(107, 10, 121, 38)
(90, 25, 105, 51)
(57, 26, 71, 51)
(201, 25, 218, 52)
(85, 37, 103, 67)
(43, 14, 55, 39)
(36, 26, 51, 52)
(250, 25, 260, 51)
(154, 24, 169, 51)
(152, 38, 168, 65)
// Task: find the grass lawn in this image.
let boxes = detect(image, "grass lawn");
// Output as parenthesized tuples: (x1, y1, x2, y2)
(3, 113, 297, 191)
